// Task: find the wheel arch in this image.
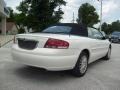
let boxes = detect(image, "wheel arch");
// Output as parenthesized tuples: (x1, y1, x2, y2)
(79, 49, 90, 62)
(72, 49, 90, 76)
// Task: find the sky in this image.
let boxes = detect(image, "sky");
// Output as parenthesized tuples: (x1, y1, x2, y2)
(5, 0, 120, 24)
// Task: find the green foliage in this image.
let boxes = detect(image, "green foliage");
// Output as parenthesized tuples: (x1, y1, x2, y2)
(18, 28, 25, 34)
(7, 7, 14, 22)
(101, 22, 109, 34)
(77, 3, 99, 27)
(16, 0, 66, 32)
(102, 20, 120, 34)
(14, 13, 26, 29)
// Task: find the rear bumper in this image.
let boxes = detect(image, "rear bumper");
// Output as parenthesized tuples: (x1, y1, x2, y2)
(11, 45, 79, 71)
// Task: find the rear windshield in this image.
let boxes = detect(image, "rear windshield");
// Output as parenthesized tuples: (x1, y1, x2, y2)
(41, 25, 88, 36)
(42, 26, 72, 34)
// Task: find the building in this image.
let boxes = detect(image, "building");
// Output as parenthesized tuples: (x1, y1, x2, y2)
(0, 22, 18, 35)
(0, 0, 9, 35)
(6, 22, 18, 35)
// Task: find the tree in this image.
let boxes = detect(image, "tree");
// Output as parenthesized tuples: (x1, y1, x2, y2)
(16, 0, 66, 32)
(77, 3, 99, 27)
(101, 22, 109, 34)
(14, 13, 26, 29)
(110, 20, 120, 31)
(102, 20, 120, 34)
(7, 7, 14, 22)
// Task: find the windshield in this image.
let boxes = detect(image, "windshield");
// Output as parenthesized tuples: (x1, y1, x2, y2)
(42, 26, 72, 34)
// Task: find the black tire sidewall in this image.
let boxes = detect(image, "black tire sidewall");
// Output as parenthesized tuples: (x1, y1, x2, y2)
(72, 52, 88, 77)
(104, 47, 111, 60)
(107, 48, 111, 59)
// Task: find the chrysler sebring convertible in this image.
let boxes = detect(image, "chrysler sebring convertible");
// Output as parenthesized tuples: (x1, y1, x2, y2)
(12, 23, 111, 77)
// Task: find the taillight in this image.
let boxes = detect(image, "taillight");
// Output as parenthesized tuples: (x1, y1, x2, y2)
(44, 38, 69, 49)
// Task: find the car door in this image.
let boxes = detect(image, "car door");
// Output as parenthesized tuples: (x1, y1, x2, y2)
(88, 28, 109, 62)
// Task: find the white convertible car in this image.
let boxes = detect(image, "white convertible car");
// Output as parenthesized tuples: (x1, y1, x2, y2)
(12, 23, 111, 77)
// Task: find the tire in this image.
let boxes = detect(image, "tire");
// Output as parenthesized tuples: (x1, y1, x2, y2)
(72, 52, 88, 77)
(103, 47, 111, 60)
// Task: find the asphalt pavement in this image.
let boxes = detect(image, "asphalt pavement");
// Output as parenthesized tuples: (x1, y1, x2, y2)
(0, 42, 120, 90)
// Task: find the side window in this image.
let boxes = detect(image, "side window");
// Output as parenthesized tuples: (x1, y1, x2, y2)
(88, 28, 93, 38)
(92, 29, 104, 40)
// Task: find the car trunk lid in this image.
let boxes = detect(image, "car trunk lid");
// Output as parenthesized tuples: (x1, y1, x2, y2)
(16, 33, 70, 49)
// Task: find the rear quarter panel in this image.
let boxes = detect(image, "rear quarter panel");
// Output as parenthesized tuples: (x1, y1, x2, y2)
(66, 35, 110, 63)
